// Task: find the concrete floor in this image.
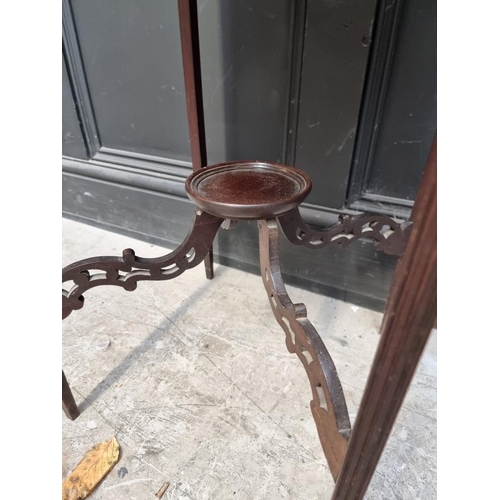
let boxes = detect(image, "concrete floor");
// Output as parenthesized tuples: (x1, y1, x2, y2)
(62, 218, 436, 500)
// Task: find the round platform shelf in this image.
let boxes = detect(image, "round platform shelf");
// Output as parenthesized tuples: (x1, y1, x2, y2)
(185, 161, 312, 220)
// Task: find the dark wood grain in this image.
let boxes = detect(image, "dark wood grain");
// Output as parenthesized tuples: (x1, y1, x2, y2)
(62, 211, 223, 320)
(62, 371, 80, 420)
(62, 210, 223, 418)
(331, 135, 437, 500)
(186, 161, 311, 220)
(278, 208, 412, 257)
(258, 219, 350, 480)
(178, 0, 206, 172)
(177, 0, 214, 279)
(62, 150, 428, 494)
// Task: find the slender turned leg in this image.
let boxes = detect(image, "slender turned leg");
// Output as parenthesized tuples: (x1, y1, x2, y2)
(331, 137, 437, 500)
(177, 0, 214, 280)
(62, 371, 80, 420)
(62, 210, 224, 419)
(258, 219, 351, 480)
(204, 249, 214, 280)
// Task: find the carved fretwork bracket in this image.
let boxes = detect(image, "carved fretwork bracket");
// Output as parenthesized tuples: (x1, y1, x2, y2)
(62, 211, 223, 320)
(258, 219, 351, 480)
(62, 203, 410, 481)
(278, 208, 412, 257)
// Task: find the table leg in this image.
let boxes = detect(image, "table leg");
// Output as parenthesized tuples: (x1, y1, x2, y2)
(331, 137, 437, 500)
(62, 371, 80, 420)
(257, 218, 351, 480)
(62, 209, 224, 419)
(178, 0, 214, 281)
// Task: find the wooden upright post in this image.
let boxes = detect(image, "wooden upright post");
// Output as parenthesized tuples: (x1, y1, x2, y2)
(178, 0, 214, 279)
(331, 136, 437, 499)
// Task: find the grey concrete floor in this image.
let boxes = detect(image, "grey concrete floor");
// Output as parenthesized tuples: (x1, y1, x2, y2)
(62, 218, 436, 500)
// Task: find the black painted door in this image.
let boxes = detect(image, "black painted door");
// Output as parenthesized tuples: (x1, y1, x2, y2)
(62, 0, 436, 311)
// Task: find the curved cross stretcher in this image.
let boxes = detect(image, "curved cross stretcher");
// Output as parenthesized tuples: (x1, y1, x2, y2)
(62, 161, 411, 480)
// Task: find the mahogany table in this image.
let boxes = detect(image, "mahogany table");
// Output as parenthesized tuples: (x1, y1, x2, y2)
(62, 145, 436, 497)
(62, 1, 437, 497)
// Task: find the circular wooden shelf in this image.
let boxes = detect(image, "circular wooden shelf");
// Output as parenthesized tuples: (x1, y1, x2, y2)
(185, 161, 311, 220)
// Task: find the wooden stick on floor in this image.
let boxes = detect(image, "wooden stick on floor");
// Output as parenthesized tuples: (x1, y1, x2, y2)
(62, 370, 80, 420)
(178, 0, 214, 279)
(331, 135, 437, 500)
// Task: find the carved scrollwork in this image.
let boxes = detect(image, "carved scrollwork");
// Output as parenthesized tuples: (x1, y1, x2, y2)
(278, 208, 412, 257)
(62, 211, 223, 320)
(258, 219, 351, 480)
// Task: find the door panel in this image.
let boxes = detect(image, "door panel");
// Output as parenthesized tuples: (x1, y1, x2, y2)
(70, 0, 191, 161)
(199, 0, 294, 164)
(62, 55, 87, 159)
(365, 0, 436, 202)
(347, 0, 437, 217)
(294, 0, 378, 209)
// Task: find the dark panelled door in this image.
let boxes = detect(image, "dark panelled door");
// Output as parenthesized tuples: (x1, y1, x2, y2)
(62, 0, 436, 311)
